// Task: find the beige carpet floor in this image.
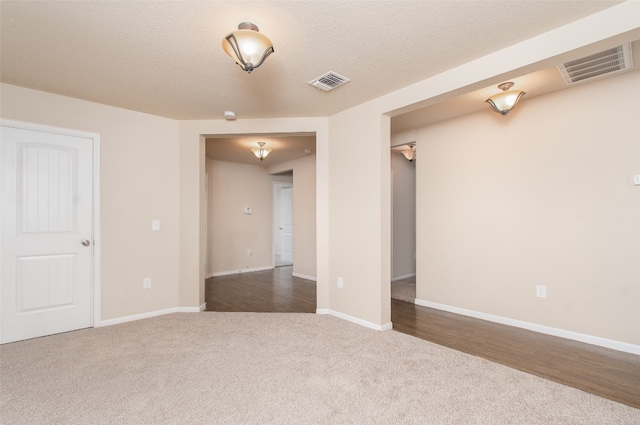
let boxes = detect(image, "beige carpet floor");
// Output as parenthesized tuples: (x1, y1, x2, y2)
(1, 313, 638, 424)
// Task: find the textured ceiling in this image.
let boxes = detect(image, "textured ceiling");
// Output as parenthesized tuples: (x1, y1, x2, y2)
(392, 39, 640, 134)
(206, 134, 315, 166)
(0, 0, 624, 124)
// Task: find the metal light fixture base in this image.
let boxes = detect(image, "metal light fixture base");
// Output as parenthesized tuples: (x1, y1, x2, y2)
(237, 22, 259, 32)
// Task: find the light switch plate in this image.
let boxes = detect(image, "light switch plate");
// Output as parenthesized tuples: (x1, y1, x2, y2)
(633, 175, 640, 186)
(243, 206, 252, 215)
(152, 220, 160, 230)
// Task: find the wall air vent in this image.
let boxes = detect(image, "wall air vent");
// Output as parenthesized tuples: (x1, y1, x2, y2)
(308, 71, 350, 92)
(558, 44, 633, 85)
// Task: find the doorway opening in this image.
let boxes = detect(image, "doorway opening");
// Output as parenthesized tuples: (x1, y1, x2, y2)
(203, 132, 317, 312)
(273, 181, 294, 268)
(390, 142, 417, 305)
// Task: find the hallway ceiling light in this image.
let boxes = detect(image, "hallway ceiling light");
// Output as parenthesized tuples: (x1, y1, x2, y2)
(251, 142, 272, 161)
(400, 144, 416, 162)
(222, 22, 274, 74)
(485, 82, 526, 116)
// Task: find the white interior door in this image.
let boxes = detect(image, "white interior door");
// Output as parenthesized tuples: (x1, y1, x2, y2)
(1, 124, 94, 344)
(280, 187, 293, 263)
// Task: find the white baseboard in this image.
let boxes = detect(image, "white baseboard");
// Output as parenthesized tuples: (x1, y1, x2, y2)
(380, 321, 393, 331)
(415, 298, 640, 355)
(292, 272, 317, 282)
(207, 266, 274, 279)
(98, 304, 206, 327)
(316, 309, 393, 331)
(392, 273, 416, 282)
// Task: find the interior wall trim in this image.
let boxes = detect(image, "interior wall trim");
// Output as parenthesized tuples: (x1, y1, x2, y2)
(207, 266, 274, 279)
(415, 298, 640, 355)
(316, 309, 393, 332)
(98, 304, 206, 327)
(392, 273, 416, 282)
(292, 272, 317, 282)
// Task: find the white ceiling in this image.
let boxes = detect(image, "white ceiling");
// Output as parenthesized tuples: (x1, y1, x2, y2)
(0, 0, 625, 123)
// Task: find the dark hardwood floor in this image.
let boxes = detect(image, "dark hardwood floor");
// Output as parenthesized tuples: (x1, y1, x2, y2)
(205, 266, 316, 313)
(205, 267, 640, 409)
(392, 299, 640, 409)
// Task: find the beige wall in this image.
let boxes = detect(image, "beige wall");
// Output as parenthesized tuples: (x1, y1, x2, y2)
(391, 151, 416, 279)
(269, 155, 317, 279)
(327, 106, 392, 326)
(320, 3, 639, 333)
(415, 70, 640, 345)
(206, 158, 292, 275)
(1, 83, 181, 320)
(178, 131, 206, 309)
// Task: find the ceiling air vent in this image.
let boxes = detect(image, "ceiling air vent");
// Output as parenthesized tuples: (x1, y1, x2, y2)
(558, 44, 633, 85)
(308, 71, 350, 92)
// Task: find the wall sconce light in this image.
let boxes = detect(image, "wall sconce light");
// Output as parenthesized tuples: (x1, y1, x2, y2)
(251, 142, 272, 161)
(222, 22, 274, 74)
(400, 143, 416, 162)
(485, 82, 526, 116)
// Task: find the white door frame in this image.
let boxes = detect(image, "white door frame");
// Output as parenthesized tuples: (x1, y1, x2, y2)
(0, 119, 101, 328)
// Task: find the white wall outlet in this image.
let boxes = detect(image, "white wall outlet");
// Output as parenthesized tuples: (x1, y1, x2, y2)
(337, 277, 344, 288)
(152, 220, 160, 230)
(536, 285, 547, 298)
(143, 277, 152, 289)
(243, 206, 252, 215)
(248, 249, 253, 257)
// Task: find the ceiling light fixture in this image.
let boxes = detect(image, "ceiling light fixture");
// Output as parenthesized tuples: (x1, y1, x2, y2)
(222, 22, 274, 74)
(400, 144, 416, 162)
(251, 142, 272, 161)
(485, 82, 526, 116)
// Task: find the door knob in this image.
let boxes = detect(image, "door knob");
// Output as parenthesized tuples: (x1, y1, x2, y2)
(82, 239, 91, 247)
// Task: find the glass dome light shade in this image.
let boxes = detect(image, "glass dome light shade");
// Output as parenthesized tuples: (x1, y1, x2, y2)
(222, 23, 274, 74)
(401, 149, 416, 162)
(251, 144, 272, 161)
(486, 89, 526, 116)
